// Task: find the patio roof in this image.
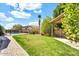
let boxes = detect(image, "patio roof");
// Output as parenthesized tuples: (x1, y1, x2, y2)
(50, 13, 64, 24)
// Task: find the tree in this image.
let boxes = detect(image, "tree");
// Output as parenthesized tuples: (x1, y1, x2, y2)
(0, 25, 5, 36)
(38, 15, 41, 33)
(41, 16, 51, 36)
(27, 26, 39, 34)
(53, 4, 65, 18)
(12, 24, 22, 31)
(62, 3, 79, 42)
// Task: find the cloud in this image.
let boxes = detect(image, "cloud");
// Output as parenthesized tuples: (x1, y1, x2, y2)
(6, 3, 18, 10)
(34, 9, 42, 13)
(28, 21, 38, 26)
(0, 13, 7, 20)
(11, 11, 31, 18)
(0, 13, 14, 22)
(28, 18, 43, 26)
(0, 12, 15, 29)
(6, 3, 42, 11)
(19, 3, 42, 11)
(5, 17, 14, 22)
(5, 23, 17, 29)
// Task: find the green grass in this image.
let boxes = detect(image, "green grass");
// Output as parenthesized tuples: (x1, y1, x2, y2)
(13, 34, 79, 56)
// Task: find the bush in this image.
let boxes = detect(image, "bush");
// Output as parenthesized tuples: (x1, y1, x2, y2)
(41, 16, 51, 36)
(31, 28, 39, 34)
(62, 3, 79, 42)
(27, 26, 39, 34)
(0, 25, 5, 36)
(53, 4, 65, 18)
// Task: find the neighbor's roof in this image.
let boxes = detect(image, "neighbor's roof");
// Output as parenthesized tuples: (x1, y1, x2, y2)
(50, 13, 64, 24)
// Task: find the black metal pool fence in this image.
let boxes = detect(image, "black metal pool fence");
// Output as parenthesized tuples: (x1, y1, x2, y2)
(0, 36, 10, 50)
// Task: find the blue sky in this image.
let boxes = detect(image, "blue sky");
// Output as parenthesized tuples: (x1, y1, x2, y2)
(0, 3, 57, 29)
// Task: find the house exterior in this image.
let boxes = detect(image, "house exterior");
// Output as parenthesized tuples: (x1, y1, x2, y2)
(6, 29, 20, 33)
(21, 26, 33, 33)
(50, 13, 65, 38)
(5, 26, 32, 34)
(21, 25, 39, 34)
(6, 25, 39, 34)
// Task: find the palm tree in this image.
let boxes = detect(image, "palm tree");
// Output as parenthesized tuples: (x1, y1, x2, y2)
(38, 15, 41, 34)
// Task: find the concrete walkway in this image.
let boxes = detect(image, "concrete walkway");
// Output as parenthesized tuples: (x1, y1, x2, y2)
(0, 35, 29, 56)
(55, 37, 79, 50)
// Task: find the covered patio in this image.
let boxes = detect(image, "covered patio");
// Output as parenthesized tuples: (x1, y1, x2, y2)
(50, 13, 65, 38)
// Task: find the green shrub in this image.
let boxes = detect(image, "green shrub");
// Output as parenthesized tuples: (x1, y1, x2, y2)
(27, 26, 39, 34)
(53, 4, 65, 18)
(41, 16, 51, 36)
(62, 3, 79, 42)
(0, 25, 5, 36)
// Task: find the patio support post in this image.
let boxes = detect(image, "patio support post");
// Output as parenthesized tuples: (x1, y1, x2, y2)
(51, 24, 54, 36)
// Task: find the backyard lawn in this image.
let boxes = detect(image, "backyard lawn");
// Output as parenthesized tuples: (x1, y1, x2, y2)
(13, 34, 79, 56)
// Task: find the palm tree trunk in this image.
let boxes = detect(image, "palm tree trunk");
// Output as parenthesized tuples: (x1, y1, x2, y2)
(39, 19, 41, 34)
